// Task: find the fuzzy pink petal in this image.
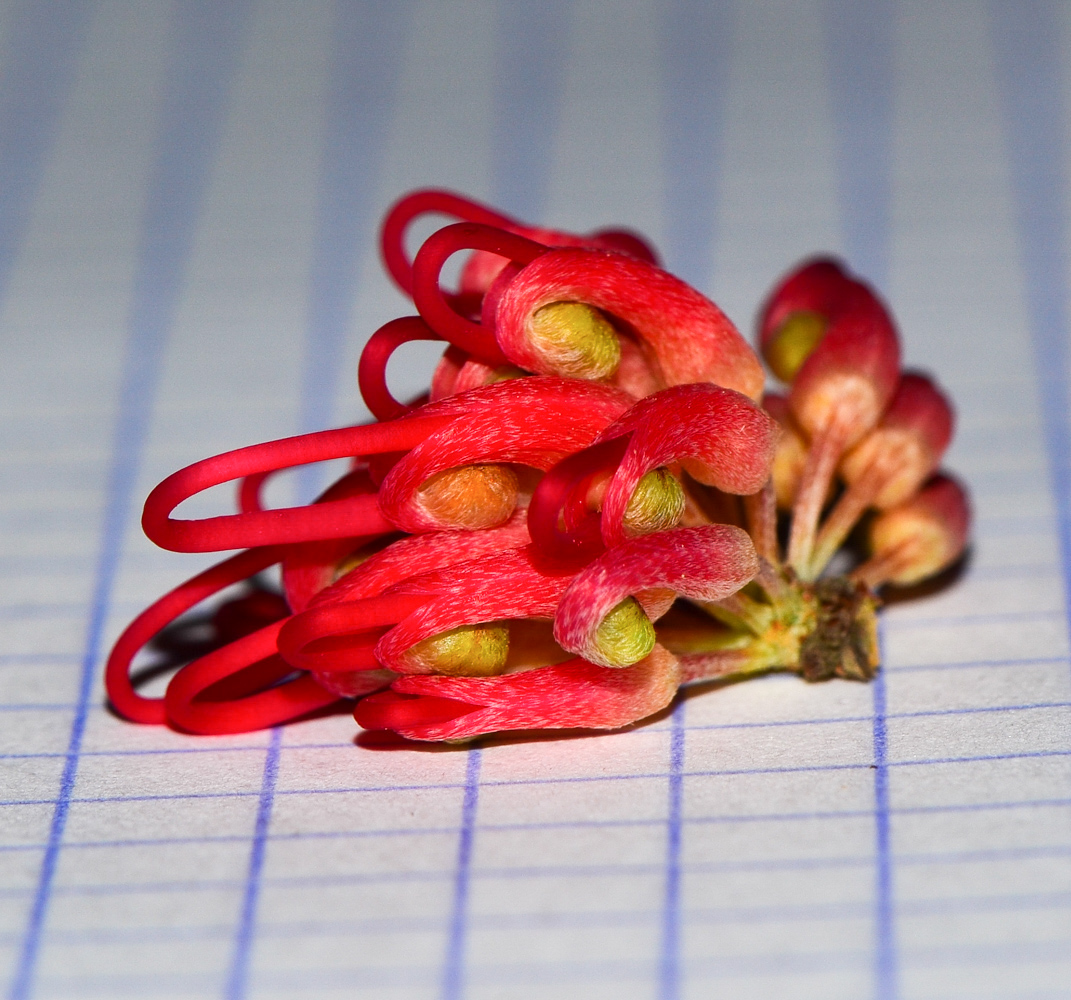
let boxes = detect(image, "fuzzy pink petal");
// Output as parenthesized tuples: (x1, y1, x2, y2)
(355, 645, 681, 740)
(494, 249, 764, 399)
(310, 512, 529, 609)
(554, 525, 758, 667)
(378, 377, 631, 532)
(374, 547, 576, 671)
(597, 383, 780, 546)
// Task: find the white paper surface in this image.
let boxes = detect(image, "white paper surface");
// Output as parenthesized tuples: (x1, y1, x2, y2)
(1, 2, 1070, 998)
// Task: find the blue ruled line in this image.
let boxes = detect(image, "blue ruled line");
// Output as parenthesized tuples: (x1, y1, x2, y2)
(658, 700, 685, 1000)
(441, 748, 481, 1000)
(0, 5, 96, 999)
(825, 0, 893, 292)
(658, 0, 733, 290)
(225, 728, 282, 1000)
(7, 6, 248, 999)
(824, 5, 899, 997)
(871, 667, 897, 1000)
(0, 0, 89, 307)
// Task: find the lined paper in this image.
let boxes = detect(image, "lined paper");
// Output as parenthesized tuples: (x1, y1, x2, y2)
(1, 3, 1070, 999)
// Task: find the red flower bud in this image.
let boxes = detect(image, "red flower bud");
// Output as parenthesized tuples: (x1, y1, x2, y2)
(808, 373, 955, 577)
(839, 372, 954, 507)
(855, 473, 970, 588)
(789, 279, 901, 444)
(758, 258, 851, 381)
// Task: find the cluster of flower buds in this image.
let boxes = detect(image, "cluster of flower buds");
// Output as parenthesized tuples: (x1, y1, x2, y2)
(106, 190, 970, 742)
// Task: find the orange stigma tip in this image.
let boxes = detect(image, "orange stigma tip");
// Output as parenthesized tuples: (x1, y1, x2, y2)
(416, 463, 519, 530)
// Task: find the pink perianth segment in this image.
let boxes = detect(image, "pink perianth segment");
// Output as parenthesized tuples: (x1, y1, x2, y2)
(494, 248, 765, 400)
(278, 545, 576, 676)
(354, 644, 682, 741)
(377, 377, 631, 532)
(554, 525, 759, 668)
(595, 383, 780, 547)
(310, 513, 530, 609)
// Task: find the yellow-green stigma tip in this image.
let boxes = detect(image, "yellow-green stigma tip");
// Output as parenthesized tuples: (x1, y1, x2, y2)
(622, 468, 686, 536)
(404, 623, 510, 677)
(593, 598, 656, 666)
(766, 310, 827, 383)
(529, 301, 621, 380)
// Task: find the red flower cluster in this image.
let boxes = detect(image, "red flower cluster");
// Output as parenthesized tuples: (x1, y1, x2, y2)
(106, 190, 970, 742)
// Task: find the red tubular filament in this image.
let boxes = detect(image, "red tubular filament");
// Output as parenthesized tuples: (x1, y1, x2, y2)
(105, 546, 285, 724)
(358, 316, 444, 422)
(380, 189, 520, 298)
(163, 619, 339, 735)
(527, 436, 630, 564)
(410, 222, 547, 364)
(141, 414, 452, 552)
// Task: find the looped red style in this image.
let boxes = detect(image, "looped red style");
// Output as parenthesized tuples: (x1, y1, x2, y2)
(277, 592, 425, 674)
(410, 222, 547, 364)
(358, 316, 444, 421)
(527, 436, 630, 564)
(380, 188, 660, 302)
(163, 619, 340, 734)
(141, 414, 451, 552)
(105, 546, 286, 724)
(380, 189, 519, 297)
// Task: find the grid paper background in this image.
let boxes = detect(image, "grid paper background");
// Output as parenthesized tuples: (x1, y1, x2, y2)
(1, 1, 1070, 998)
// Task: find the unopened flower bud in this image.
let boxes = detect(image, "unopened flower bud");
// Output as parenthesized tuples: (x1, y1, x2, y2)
(401, 622, 511, 676)
(528, 301, 621, 379)
(839, 373, 953, 509)
(856, 474, 970, 588)
(592, 597, 657, 667)
(758, 258, 849, 346)
(416, 464, 519, 529)
(789, 281, 901, 446)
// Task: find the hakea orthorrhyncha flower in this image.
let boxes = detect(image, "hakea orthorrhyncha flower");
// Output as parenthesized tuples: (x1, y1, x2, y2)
(349, 526, 757, 741)
(105, 191, 972, 741)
